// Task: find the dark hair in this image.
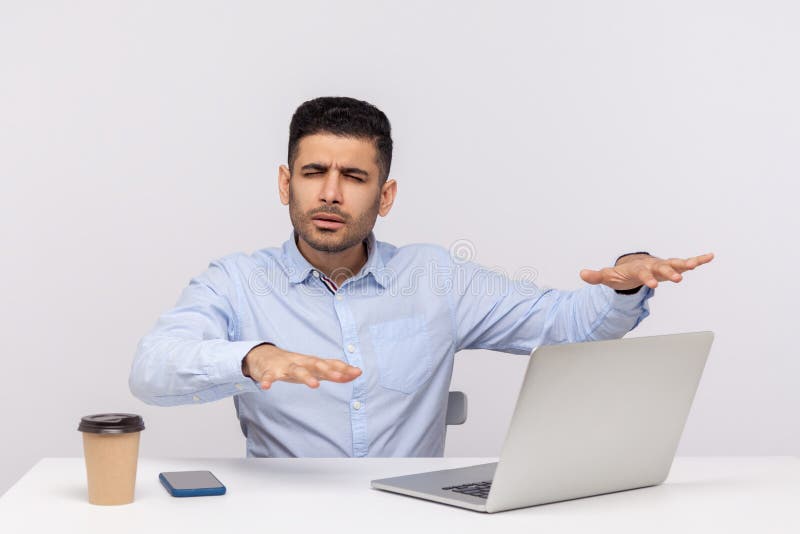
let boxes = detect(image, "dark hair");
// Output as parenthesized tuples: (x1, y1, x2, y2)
(287, 96, 393, 185)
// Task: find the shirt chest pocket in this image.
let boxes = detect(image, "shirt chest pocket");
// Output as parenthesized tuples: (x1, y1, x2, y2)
(368, 315, 434, 395)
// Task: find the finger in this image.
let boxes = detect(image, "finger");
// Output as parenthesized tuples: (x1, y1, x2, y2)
(326, 358, 362, 375)
(684, 252, 715, 269)
(325, 358, 351, 372)
(344, 364, 362, 374)
(289, 364, 320, 388)
(343, 366, 363, 380)
(313, 358, 333, 375)
(288, 351, 335, 370)
(638, 267, 659, 289)
(290, 353, 317, 367)
(257, 370, 275, 390)
(657, 262, 683, 282)
(692, 252, 715, 266)
(580, 268, 604, 285)
(313, 359, 345, 381)
(295, 353, 359, 378)
(325, 362, 362, 382)
(667, 258, 692, 273)
(258, 371, 274, 390)
(290, 353, 342, 380)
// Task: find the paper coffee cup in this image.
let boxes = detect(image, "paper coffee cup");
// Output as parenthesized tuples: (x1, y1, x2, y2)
(78, 413, 145, 505)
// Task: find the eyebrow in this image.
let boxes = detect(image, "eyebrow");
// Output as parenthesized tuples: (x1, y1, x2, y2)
(300, 163, 370, 177)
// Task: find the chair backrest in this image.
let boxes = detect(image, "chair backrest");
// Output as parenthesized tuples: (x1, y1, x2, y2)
(446, 391, 468, 426)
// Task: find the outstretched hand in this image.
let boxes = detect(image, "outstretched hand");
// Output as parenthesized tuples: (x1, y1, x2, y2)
(580, 253, 715, 291)
(242, 343, 362, 390)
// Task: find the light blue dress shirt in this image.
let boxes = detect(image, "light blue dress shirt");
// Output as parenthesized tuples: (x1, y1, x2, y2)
(129, 230, 654, 458)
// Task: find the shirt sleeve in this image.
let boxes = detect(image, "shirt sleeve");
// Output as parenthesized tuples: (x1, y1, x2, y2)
(445, 255, 655, 355)
(129, 258, 268, 406)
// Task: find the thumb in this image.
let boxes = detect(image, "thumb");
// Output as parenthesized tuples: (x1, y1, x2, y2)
(580, 268, 603, 285)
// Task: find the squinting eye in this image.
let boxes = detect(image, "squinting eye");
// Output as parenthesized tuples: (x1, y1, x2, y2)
(347, 175, 364, 181)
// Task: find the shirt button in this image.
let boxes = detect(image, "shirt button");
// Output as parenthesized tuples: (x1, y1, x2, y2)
(312, 270, 320, 278)
(192, 395, 200, 402)
(353, 400, 362, 410)
(347, 344, 355, 353)
(336, 294, 343, 301)
(235, 384, 243, 390)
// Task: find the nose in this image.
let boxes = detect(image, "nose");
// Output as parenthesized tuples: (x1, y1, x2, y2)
(319, 170, 344, 205)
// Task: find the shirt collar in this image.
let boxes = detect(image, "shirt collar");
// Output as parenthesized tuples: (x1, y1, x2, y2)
(281, 228, 388, 288)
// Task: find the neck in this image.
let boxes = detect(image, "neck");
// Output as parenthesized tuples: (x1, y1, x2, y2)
(295, 231, 369, 287)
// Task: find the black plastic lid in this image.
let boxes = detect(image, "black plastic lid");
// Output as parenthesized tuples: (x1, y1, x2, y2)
(78, 413, 145, 434)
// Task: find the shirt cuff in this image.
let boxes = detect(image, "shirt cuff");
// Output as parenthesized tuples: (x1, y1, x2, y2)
(604, 284, 655, 331)
(606, 283, 653, 306)
(206, 340, 271, 394)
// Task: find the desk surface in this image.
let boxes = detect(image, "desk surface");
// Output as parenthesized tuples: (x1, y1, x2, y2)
(1, 457, 798, 533)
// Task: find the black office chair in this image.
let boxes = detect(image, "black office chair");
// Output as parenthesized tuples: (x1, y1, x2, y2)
(446, 391, 468, 426)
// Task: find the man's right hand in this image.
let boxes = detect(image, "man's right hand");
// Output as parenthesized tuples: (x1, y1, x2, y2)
(241, 343, 362, 390)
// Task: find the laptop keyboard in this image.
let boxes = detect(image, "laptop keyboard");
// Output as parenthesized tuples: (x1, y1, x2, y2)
(442, 480, 492, 499)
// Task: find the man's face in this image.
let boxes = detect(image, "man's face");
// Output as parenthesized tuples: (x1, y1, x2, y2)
(279, 133, 395, 254)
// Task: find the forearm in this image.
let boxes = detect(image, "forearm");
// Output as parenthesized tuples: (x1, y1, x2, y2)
(129, 334, 264, 406)
(450, 274, 653, 355)
(533, 283, 652, 345)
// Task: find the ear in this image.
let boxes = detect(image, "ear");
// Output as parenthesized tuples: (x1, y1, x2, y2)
(378, 178, 397, 217)
(278, 164, 291, 205)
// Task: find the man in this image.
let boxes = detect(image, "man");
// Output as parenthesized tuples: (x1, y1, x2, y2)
(129, 96, 714, 458)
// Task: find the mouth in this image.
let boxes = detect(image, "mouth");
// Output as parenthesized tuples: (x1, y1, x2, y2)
(311, 213, 346, 230)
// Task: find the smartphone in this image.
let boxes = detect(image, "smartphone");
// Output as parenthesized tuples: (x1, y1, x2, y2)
(159, 470, 226, 497)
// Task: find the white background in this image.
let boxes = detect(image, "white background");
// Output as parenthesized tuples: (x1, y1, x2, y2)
(1, 1, 798, 496)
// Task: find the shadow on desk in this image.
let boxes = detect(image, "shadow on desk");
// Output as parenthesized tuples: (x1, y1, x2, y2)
(53, 485, 89, 503)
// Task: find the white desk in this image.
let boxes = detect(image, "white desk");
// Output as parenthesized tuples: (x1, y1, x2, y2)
(0, 457, 797, 533)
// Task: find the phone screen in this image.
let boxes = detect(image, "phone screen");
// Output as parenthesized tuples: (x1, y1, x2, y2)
(161, 470, 224, 490)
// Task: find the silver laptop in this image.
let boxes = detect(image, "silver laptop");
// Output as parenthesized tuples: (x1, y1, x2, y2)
(371, 331, 714, 513)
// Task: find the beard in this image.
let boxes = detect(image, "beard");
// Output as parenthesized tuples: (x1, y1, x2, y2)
(288, 185, 381, 253)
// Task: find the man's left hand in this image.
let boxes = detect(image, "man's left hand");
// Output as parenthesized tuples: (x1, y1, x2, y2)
(579, 252, 715, 291)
